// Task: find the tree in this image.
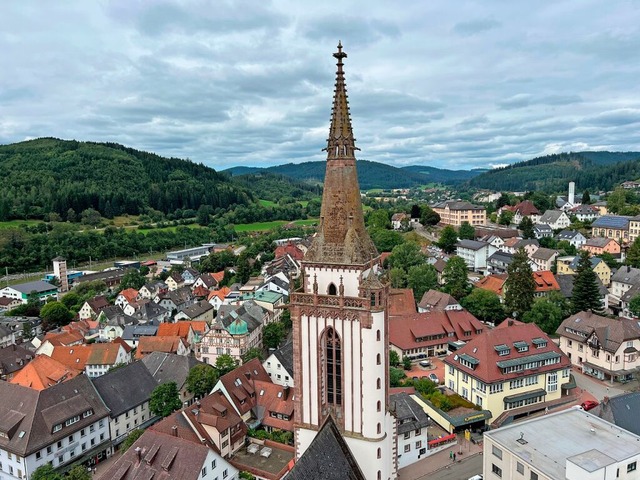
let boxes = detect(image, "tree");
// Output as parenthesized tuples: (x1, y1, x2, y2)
(522, 296, 564, 334)
(582, 190, 591, 204)
(150, 382, 182, 418)
(411, 204, 421, 219)
(121, 429, 145, 453)
(458, 222, 475, 240)
(629, 295, 640, 318)
(60, 291, 81, 310)
(197, 204, 212, 226)
(557, 240, 576, 256)
(22, 321, 34, 341)
(571, 250, 604, 314)
(388, 241, 425, 271)
(437, 225, 458, 254)
(389, 267, 407, 288)
(263, 321, 286, 350)
(242, 347, 264, 363)
(460, 288, 505, 324)
(370, 229, 404, 252)
(607, 187, 626, 214)
(389, 350, 400, 367)
(186, 364, 219, 398)
(120, 269, 146, 291)
(215, 354, 239, 376)
(66, 465, 92, 480)
(81, 207, 102, 226)
(498, 210, 514, 225)
(407, 264, 438, 303)
(504, 247, 535, 320)
(442, 256, 471, 300)
(40, 301, 73, 329)
(627, 237, 640, 268)
(496, 193, 511, 209)
(31, 464, 63, 480)
(420, 206, 440, 226)
(402, 356, 412, 370)
(519, 216, 535, 239)
(389, 367, 406, 387)
(367, 209, 391, 230)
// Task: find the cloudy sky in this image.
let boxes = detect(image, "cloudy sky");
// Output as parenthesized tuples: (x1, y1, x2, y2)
(2, 1, 640, 171)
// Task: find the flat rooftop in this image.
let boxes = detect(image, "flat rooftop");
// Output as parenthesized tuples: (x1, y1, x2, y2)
(230, 442, 294, 478)
(485, 407, 640, 479)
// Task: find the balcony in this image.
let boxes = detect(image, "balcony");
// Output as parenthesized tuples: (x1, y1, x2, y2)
(290, 292, 367, 310)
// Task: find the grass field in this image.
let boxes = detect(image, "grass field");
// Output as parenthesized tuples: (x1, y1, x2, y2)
(136, 223, 205, 234)
(259, 199, 278, 207)
(234, 218, 318, 232)
(0, 219, 44, 229)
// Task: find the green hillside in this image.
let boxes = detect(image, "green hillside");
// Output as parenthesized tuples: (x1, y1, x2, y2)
(0, 138, 253, 220)
(224, 159, 480, 189)
(467, 151, 640, 193)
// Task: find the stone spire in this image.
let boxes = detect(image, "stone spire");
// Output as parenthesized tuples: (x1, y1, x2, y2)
(304, 42, 378, 265)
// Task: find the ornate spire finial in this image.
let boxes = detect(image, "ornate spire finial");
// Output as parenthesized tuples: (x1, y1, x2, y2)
(324, 42, 359, 160)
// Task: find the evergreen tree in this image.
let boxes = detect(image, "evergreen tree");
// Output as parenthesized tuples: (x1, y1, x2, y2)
(582, 190, 591, 204)
(571, 250, 603, 314)
(518, 216, 535, 239)
(437, 225, 458, 254)
(626, 237, 640, 268)
(442, 256, 471, 300)
(504, 247, 535, 320)
(420, 205, 440, 226)
(458, 222, 475, 240)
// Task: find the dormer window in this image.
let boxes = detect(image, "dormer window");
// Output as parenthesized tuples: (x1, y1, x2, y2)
(65, 415, 80, 427)
(53, 424, 62, 433)
(82, 410, 93, 418)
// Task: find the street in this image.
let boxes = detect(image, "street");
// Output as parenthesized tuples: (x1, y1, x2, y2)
(415, 455, 483, 480)
(573, 369, 625, 400)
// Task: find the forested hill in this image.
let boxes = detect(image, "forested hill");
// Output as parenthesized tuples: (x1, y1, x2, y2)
(466, 151, 640, 192)
(0, 138, 253, 220)
(224, 159, 482, 189)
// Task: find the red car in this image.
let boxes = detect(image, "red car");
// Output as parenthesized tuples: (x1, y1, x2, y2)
(581, 400, 599, 411)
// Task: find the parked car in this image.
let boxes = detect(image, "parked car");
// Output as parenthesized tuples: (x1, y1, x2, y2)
(581, 400, 599, 411)
(468, 475, 483, 480)
(419, 360, 431, 367)
(428, 373, 439, 383)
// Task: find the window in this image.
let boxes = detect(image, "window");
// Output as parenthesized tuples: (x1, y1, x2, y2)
(323, 327, 342, 405)
(65, 415, 80, 426)
(36, 451, 41, 460)
(58, 455, 64, 465)
(83, 409, 93, 418)
(492, 445, 502, 459)
(517, 462, 524, 474)
(415, 441, 422, 449)
(82, 443, 87, 451)
(548, 372, 558, 392)
(377, 448, 381, 459)
(211, 459, 217, 469)
(415, 428, 421, 435)
(377, 401, 381, 412)
(53, 424, 62, 433)
(57, 441, 63, 449)
(68, 434, 74, 442)
(81, 428, 86, 437)
(377, 423, 381, 434)
(628, 462, 637, 473)
(223, 469, 228, 479)
(47, 446, 52, 455)
(449, 365, 454, 375)
(530, 473, 538, 480)
(377, 330, 381, 341)
(377, 378, 381, 390)
(492, 464, 502, 477)
(202, 467, 207, 477)
(404, 432, 411, 440)
(462, 373, 469, 383)
(377, 354, 381, 365)
(404, 444, 410, 453)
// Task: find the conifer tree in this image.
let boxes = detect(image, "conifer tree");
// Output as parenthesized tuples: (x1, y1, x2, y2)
(571, 250, 603, 314)
(442, 256, 471, 300)
(518, 216, 535, 239)
(504, 247, 535, 320)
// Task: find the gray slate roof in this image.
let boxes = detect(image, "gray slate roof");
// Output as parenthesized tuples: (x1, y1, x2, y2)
(141, 351, 202, 390)
(456, 239, 488, 251)
(92, 361, 159, 417)
(612, 266, 640, 285)
(122, 324, 158, 341)
(0, 344, 34, 377)
(538, 210, 566, 224)
(592, 392, 640, 436)
(556, 230, 582, 241)
(390, 392, 430, 434)
(531, 247, 559, 261)
(9, 280, 57, 294)
(272, 342, 294, 377)
(286, 415, 366, 480)
(592, 215, 631, 229)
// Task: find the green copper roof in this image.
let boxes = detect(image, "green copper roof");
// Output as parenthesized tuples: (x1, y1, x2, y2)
(228, 318, 248, 335)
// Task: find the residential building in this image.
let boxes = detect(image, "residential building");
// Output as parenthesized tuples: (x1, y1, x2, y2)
(568, 203, 600, 222)
(200, 301, 269, 366)
(504, 200, 541, 225)
(0, 375, 110, 478)
(9, 354, 81, 390)
(608, 266, 640, 314)
(487, 251, 514, 275)
(0, 280, 58, 304)
(532, 223, 553, 239)
(483, 408, 640, 480)
(592, 392, 640, 436)
(165, 272, 186, 291)
(592, 215, 630, 242)
(130, 300, 171, 324)
(566, 255, 612, 286)
(274, 242, 305, 262)
(502, 238, 539, 256)
(455, 240, 497, 271)
(257, 273, 290, 296)
(135, 336, 189, 359)
(115, 288, 139, 313)
(530, 247, 559, 271)
(444, 320, 571, 424)
(137, 281, 167, 300)
(476, 274, 507, 302)
(263, 342, 294, 387)
(555, 229, 587, 249)
(0, 296, 22, 312)
(78, 295, 110, 320)
(181, 267, 199, 285)
(208, 286, 233, 311)
(629, 215, 640, 243)
(582, 237, 621, 256)
(433, 200, 487, 226)
(121, 324, 157, 348)
(155, 286, 195, 314)
(50, 343, 130, 378)
(99, 429, 239, 480)
(174, 300, 215, 323)
(391, 392, 430, 469)
(141, 352, 203, 406)
(391, 212, 409, 230)
(236, 290, 286, 322)
(537, 210, 571, 230)
(417, 290, 461, 313)
(0, 324, 16, 349)
(0, 344, 34, 380)
(556, 311, 640, 383)
(91, 361, 159, 454)
(389, 309, 486, 360)
(532, 270, 560, 297)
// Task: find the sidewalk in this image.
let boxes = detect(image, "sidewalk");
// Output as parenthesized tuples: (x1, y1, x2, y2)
(398, 439, 483, 480)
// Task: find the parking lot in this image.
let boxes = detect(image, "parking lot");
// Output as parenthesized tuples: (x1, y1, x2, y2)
(405, 356, 446, 385)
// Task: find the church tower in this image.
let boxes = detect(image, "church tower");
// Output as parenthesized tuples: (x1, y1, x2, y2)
(291, 43, 397, 480)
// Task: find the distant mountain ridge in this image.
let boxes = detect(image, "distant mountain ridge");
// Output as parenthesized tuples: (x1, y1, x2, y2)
(223, 160, 484, 190)
(467, 151, 640, 193)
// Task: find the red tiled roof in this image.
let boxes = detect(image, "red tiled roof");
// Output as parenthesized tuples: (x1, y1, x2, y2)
(533, 270, 560, 293)
(135, 336, 186, 359)
(211, 271, 226, 284)
(119, 288, 139, 303)
(192, 285, 210, 298)
(254, 380, 295, 432)
(217, 358, 271, 416)
(388, 288, 416, 318)
(274, 243, 304, 261)
(43, 330, 85, 346)
(476, 274, 507, 296)
(389, 310, 485, 350)
(157, 322, 193, 340)
(514, 200, 540, 216)
(208, 286, 231, 302)
(443, 320, 571, 384)
(50, 343, 123, 370)
(10, 354, 81, 390)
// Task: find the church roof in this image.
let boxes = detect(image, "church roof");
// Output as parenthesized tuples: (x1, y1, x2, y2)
(304, 43, 378, 266)
(286, 415, 366, 480)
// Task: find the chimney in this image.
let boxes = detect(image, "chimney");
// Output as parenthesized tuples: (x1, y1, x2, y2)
(508, 319, 514, 326)
(283, 385, 290, 400)
(135, 446, 142, 464)
(171, 425, 178, 437)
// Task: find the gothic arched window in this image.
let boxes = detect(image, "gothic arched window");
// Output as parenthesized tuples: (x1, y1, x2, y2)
(322, 327, 342, 405)
(328, 283, 337, 295)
